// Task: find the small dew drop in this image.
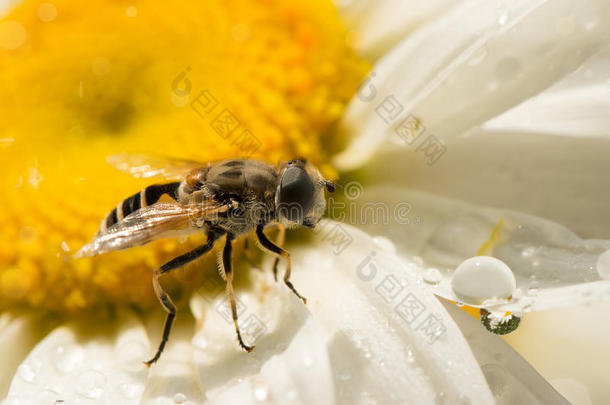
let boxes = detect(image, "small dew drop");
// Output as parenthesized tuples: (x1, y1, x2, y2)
(527, 287, 539, 296)
(467, 46, 488, 67)
(303, 355, 313, 367)
(498, 12, 508, 25)
(253, 384, 269, 402)
(119, 382, 144, 399)
(17, 364, 36, 382)
(173, 393, 187, 404)
(372, 236, 396, 254)
(406, 350, 415, 364)
(76, 370, 106, 399)
(596, 250, 610, 280)
(337, 368, 351, 381)
(423, 268, 442, 285)
(53, 344, 84, 374)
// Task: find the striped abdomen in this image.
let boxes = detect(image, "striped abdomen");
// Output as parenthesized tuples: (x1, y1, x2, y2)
(99, 182, 181, 233)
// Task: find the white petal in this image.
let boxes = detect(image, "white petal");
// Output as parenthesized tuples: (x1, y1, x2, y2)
(343, 185, 610, 312)
(503, 300, 610, 404)
(190, 271, 335, 405)
(3, 313, 149, 405)
(334, 0, 455, 60)
(190, 223, 494, 403)
(0, 314, 38, 398)
(440, 300, 569, 404)
(357, 128, 610, 238)
(290, 227, 494, 403)
(140, 315, 205, 405)
(335, 0, 610, 170)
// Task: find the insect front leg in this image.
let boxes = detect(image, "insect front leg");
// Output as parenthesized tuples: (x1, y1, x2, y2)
(271, 223, 285, 282)
(222, 233, 254, 352)
(144, 232, 220, 367)
(255, 224, 306, 304)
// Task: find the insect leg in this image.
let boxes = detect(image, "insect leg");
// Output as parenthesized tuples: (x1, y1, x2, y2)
(222, 233, 254, 352)
(223, 234, 254, 351)
(271, 223, 285, 282)
(255, 225, 306, 304)
(144, 232, 220, 367)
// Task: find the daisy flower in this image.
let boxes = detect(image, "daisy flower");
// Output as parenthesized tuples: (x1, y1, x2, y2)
(1, 0, 609, 404)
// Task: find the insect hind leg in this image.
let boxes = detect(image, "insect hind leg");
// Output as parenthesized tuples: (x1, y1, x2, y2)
(144, 232, 220, 367)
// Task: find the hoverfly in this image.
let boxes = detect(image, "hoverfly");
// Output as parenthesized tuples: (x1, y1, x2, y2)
(76, 154, 336, 366)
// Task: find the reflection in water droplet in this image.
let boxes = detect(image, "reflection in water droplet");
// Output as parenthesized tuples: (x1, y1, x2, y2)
(423, 268, 442, 285)
(77, 370, 106, 399)
(596, 250, 610, 280)
(17, 364, 36, 382)
(480, 308, 521, 335)
(174, 393, 187, 404)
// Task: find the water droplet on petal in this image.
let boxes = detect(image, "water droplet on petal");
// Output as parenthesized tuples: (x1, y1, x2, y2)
(119, 382, 144, 399)
(253, 381, 269, 402)
(17, 364, 36, 382)
(76, 370, 106, 399)
(337, 368, 351, 381)
(495, 57, 522, 81)
(596, 250, 610, 280)
(423, 268, 442, 285)
(372, 236, 395, 254)
(498, 12, 508, 25)
(53, 344, 84, 374)
(303, 355, 313, 367)
(468, 46, 488, 67)
(173, 393, 187, 404)
(452, 256, 516, 305)
(406, 350, 415, 364)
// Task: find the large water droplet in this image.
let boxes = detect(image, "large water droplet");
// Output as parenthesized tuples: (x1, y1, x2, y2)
(596, 250, 610, 280)
(451, 256, 516, 305)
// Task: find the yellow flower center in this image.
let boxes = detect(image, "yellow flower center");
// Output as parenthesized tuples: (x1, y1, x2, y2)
(0, 0, 367, 314)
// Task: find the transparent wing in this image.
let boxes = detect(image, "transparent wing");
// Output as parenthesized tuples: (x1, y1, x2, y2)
(75, 201, 231, 258)
(107, 153, 207, 180)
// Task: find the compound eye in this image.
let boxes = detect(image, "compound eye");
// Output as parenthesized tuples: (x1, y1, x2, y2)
(278, 166, 314, 222)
